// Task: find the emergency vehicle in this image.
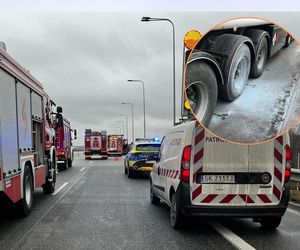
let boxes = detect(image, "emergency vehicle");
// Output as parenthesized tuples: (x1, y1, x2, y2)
(183, 18, 293, 126)
(150, 121, 291, 229)
(84, 129, 108, 160)
(108, 135, 123, 156)
(0, 42, 61, 216)
(125, 140, 160, 178)
(55, 117, 77, 170)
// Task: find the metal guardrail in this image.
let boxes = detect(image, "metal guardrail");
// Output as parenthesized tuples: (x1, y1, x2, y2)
(291, 169, 300, 182)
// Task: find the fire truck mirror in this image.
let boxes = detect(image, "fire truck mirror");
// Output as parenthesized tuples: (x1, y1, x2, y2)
(57, 106, 63, 113)
(56, 113, 63, 129)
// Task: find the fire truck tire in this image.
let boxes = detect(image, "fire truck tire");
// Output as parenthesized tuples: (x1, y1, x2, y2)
(62, 159, 68, 170)
(43, 158, 56, 194)
(186, 60, 218, 127)
(260, 216, 282, 229)
(150, 180, 160, 205)
(219, 43, 251, 101)
(16, 165, 33, 217)
(250, 37, 268, 78)
(68, 158, 72, 167)
(170, 191, 184, 229)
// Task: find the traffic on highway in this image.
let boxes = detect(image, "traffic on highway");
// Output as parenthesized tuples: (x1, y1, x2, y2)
(0, 13, 300, 250)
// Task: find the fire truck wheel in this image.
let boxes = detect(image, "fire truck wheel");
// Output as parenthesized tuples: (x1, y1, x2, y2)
(150, 180, 160, 205)
(260, 216, 282, 229)
(170, 192, 184, 229)
(43, 158, 56, 194)
(16, 165, 33, 217)
(250, 37, 268, 78)
(186, 61, 218, 127)
(220, 43, 251, 101)
(68, 158, 72, 167)
(62, 159, 68, 170)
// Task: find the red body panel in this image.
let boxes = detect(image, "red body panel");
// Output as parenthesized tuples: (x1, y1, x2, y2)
(34, 166, 46, 188)
(4, 175, 21, 203)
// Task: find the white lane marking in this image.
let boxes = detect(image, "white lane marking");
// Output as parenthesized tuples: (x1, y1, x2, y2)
(80, 167, 86, 172)
(208, 220, 256, 250)
(52, 182, 69, 196)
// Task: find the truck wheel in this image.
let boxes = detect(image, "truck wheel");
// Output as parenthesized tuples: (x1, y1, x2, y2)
(250, 37, 268, 78)
(284, 35, 292, 48)
(68, 158, 72, 168)
(150, 180, 160, 205)
(16, 165, 33, 217)
(43, 158, 56, 194)
(170, 192, 184, 229)
(220, 44, 251, 101)
(62, 159, 68, 170)
(186, 61, 218, 127)
(260, 217, 282, 229)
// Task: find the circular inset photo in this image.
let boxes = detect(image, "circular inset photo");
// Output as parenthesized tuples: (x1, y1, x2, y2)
(183, 17, 300, 144)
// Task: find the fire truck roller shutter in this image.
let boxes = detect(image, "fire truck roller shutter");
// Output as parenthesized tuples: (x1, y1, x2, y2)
(17, 82, 32, 154)
(0, 69, 19, 175)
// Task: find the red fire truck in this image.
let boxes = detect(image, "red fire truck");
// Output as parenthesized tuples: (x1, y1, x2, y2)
(84, 129, 108, 159)
(108, 135, 124, 156)
(0, 42, 62, 216)
(55, 118, 77, 170)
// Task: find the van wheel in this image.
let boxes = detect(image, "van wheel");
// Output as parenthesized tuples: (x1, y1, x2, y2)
(43, 158, 56, 194)
(284, 35, 292, 48)
(186, 61, 218, 127)
(170, 192, 183, 229)
(220, 44, 251, 101)
(260, 217, 282, 229)
(150, 181, 160, 205)
(250, 37, 268, 78)
(16, 165, 33, 217)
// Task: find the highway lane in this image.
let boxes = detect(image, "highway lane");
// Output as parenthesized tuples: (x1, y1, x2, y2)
(1, 154, 300, 249)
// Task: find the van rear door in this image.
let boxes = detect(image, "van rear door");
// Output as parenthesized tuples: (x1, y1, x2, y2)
(247, 136, 285, 206)
(191, 123, 248, 206)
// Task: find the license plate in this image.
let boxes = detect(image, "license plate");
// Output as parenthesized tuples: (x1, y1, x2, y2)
(200, 174, 235, 184)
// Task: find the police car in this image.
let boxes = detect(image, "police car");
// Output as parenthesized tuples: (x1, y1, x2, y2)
(124, 139, 161, 178)
(150, 121, 291, 229)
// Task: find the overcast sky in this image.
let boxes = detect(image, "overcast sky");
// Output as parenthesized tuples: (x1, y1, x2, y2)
(0, 12, 299, 145)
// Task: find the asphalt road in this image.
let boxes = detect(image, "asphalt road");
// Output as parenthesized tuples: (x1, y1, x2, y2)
(1, 154, 300, 250)
(208, 42, 300, 143)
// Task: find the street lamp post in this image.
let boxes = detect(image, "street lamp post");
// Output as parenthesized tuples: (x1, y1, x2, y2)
(127, 79, 146, 138)
(116, 121, 125, 136)
(141, 16, 176, 126)
(119, 113, 128, 139)
(121, 102, 134, 142)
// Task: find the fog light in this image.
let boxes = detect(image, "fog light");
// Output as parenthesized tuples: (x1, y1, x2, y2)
(262, 173, 271, 184)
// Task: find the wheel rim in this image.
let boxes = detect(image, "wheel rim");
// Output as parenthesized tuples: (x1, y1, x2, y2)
(233, 56, 249, 91)
(170, 195, 176, 225)
(186, 81, 209, 122)
(25, 176, 32, 206)
(257, 43, 267, 70)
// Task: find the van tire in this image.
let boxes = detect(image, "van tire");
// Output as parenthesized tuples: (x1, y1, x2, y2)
(260, 216, 282, 229)
(150, 181, 160, 205)
(186, 61, 218, 127)
(284, 35, 292, 48)
(170, 192, 184, 229)
(219, 44, 251, 101)
(250, 37, 268, 78)
(16, 165, 33, 217)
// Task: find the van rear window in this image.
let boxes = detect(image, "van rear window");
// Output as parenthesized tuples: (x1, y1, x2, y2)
(136, 144, 160, 151)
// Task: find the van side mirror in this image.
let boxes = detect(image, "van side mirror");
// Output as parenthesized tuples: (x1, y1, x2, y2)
(57, 106, 63, 113)
(56, 113, 63, 129)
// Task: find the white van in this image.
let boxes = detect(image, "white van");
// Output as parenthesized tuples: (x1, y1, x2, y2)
(150, 120, 291, 229)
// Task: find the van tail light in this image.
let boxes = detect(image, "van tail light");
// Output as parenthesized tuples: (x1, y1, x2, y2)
(180, 145, 191, 184)
(285, 145, 292, 183)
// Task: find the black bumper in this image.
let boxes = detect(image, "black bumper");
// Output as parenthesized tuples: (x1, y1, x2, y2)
(178, 182, 290, 218)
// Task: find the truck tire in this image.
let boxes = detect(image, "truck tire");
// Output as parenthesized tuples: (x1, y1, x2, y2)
(260, 216, 282, 229)
(250, 37, 268, 78)
(68, 158, 72, 167)
(16, 165, 33, 217)
(186, 61, 218, 127)
(220, 44, 251, 101)
(62, 159, 68, 170)
(150, 180, 160, 205)
(43, 158, 56, 194)
(170, 192, 184, 229)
